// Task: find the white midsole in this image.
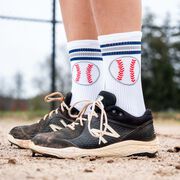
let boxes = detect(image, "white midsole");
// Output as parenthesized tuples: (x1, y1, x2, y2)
(29, 138, 159, 158)
(7, 134, 31, 149)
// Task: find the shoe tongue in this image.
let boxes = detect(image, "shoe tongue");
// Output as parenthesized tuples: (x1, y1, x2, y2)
(98, 91, 116, 108)
(64, 92, 72, 106)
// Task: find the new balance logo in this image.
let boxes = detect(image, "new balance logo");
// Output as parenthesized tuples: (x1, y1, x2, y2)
(49, 119, 67, 132)
(90, 123, 120, 144)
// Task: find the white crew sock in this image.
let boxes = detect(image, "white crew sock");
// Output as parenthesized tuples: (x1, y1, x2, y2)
(67, 40, 103, 110)
(98, 31, 145, 117)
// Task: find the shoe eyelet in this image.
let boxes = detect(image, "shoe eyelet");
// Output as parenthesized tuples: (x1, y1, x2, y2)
(112, 110, 116, 114)
(119, 112, 123, 116)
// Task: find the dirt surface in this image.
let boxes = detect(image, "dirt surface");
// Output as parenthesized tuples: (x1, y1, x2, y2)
(0, 119, 180, 180)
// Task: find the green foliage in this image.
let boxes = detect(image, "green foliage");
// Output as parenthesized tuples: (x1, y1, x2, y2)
(28, 94, 49, 111)
(142, 12, 180, 111)
(0, 110, 48, 120)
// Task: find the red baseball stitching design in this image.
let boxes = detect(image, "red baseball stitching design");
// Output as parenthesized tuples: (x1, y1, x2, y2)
(130, 59, 136, 83)
(74, 64, 81, 82)
(86, 64, 93, 84)
(116, 59, 124, 81)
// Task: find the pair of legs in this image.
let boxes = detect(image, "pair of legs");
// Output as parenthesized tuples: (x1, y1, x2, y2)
(61, 0, 141, 40)
(60, 0, 145, 117)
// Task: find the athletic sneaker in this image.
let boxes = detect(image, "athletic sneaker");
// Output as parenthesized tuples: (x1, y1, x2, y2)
(29, 91, 159, 158)
(8, 92, 78, 149)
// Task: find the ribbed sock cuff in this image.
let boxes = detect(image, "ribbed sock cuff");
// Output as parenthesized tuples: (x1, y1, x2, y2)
(98, 31, 142, 44)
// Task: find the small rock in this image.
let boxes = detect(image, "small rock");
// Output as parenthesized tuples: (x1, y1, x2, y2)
(107, 159, 114, 163)
(167, 149, 174, 153)
(89, 157, 96, 161)
(84, 169, 93, 173)
(8, 159, 17, 164)
(130, 156, 138, 159)
(168, 163, 173, 166)
(26, 176, 34, 179)
(174, 146, 180, 152)
(36, 168, 41, 172)
(175, 165, 180, 170)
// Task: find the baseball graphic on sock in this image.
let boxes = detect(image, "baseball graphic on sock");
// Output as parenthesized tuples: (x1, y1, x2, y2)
(109, 56, 140, 85)
(72, 62, 100, 85)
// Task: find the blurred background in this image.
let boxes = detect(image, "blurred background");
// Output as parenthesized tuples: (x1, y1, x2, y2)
(0, 0, 179, 119)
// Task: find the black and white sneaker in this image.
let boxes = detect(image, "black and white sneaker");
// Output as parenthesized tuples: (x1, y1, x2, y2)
(8, 92, 78, 149)
(29, 91, 159, 158)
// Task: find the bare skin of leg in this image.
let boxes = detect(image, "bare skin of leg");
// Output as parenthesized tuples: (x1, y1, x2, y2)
(90, 0, 142, 35)
(60, 0, 98, 41)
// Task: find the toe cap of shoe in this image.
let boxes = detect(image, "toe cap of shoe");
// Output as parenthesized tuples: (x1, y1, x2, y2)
(9, 126, 31, 140)
(32, 132, 76, 149)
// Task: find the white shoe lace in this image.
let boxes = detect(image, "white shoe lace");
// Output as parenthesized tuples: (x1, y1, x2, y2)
(42, 92, 71, 120)
(67, 96, 120, 144)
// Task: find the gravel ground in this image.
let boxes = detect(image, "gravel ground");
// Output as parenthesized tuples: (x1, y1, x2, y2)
(0, 119, 180, 180)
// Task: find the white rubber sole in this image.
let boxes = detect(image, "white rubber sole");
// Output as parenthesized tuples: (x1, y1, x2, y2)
(29, 138, 159, 158)
(7, 134, 31, 149)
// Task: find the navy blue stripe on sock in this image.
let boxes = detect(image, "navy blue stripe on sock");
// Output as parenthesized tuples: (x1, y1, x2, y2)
(102, 51, 141, 56)
(70, 57, 103, 61)
(100, 41, 141, 48)
(69, 48, 101, 54)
